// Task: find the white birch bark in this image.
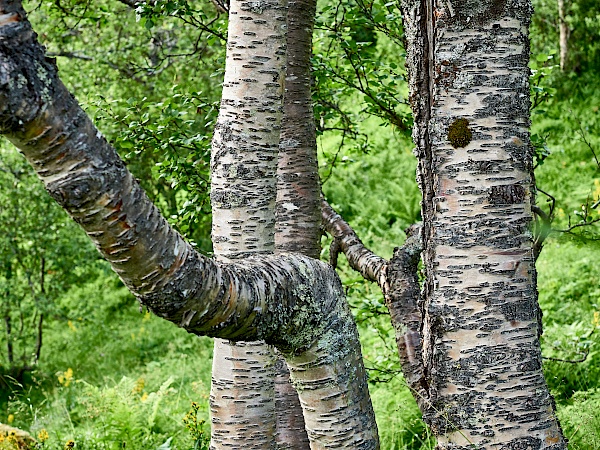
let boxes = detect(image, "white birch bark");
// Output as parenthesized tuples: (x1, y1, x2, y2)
(273, 0, 321, 445)
(209, 0, 286, 447)
(400, 1, 567, 448)
(557, 0, 569, 71)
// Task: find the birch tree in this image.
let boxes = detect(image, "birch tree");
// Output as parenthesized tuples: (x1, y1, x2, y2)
(0, 0, 574, 448)
(323, 0, 568, 448)
(406, 2, 567, 444)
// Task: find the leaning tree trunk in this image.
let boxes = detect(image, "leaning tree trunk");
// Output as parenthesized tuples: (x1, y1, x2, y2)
(0, 1, 379, 448)
(208, 0, 285, 446)
(400, 0, 567, 448)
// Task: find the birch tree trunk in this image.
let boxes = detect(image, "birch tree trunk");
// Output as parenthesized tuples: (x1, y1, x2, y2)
(208, 0, 285, 446)
(557, 0, 569, 71)
(400, 1, 567, 448)
(273, 0, 320, 446)
(0, 1, 379, 448)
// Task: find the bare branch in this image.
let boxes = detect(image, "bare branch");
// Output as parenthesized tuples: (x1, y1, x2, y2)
(46, 51, 93, 61)
(532, 204, 552, 259)
(321, 198, 427, 399)
(321, 198, 387, 283)
(543, 351, 589, 364)
(574, 113, 600, 168)
(556, 217, 600, 234)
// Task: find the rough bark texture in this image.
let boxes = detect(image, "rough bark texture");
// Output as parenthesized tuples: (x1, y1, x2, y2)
(273, 354, 308, 449)
(400, 1, 567, 448)
(0, 2, 379, 448)
(380, 228, 427, 405)
(321, 202, 428, 408)
(209, 0, 287, 447)
(211, 340, 277, 449)
(272, 0, 320, 446)
(210, 0, 286, 260)
(276, 0, 321, 259)
(321, 199, 387, 284)
(0, 0, 334, 348)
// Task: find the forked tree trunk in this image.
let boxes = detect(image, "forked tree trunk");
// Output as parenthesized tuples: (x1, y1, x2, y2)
(209, 0, 318, 445)
(0, 1, 379, 448)
(400, 1, 567, 448)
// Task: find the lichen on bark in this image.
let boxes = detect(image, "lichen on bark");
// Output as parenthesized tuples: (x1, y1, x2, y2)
(447, 118, 472, 148)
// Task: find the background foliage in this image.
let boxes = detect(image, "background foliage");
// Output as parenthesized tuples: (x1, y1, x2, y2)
(0, 0, 599, 449)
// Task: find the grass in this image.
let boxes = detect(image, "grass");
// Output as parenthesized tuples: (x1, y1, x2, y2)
(1, 271, 213, 450)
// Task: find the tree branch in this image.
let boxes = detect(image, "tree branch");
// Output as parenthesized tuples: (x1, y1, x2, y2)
(321, 198, 387, 283)
(321, 198, 427, 402)
(0, 0, 337, 352)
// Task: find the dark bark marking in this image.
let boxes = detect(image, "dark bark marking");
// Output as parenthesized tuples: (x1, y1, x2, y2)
(489, 184, 526, 205)
(499, 436, 542, 450)
(439, 0, 535, 28)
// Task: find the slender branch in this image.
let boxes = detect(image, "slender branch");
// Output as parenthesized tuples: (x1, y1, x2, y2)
(321, 198, 387, 283)
(532, 204, 552, 259)
(321, 198, 428, 402)
(46, 51, 93, 61)
(542, 351, 589, 364)
(574, 112, 600, 168)
(556, 217, 600, 233)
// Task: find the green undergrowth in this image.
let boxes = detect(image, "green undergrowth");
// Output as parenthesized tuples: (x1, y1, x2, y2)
(1, 271, 212, 450)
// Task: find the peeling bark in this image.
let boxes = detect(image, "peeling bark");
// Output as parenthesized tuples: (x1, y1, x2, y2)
(0, 1, 378, 448)
(400, 1, 566, 448)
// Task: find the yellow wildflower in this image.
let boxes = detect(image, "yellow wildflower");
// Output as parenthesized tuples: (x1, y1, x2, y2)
(38, 429, 49, 443)
(67, 320, 77, 332)
(6, 414, 14, 424)
(593, 311, 600, 328)
(64, 439, 75, 449)
(57, 368, 74, 387)
(132, 378, 145, 394)
(7, 431, 18, 446)
(140, 392, 149, 402)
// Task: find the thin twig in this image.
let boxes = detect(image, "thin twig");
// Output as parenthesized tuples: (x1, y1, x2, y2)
(542, 350, 589, 364)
